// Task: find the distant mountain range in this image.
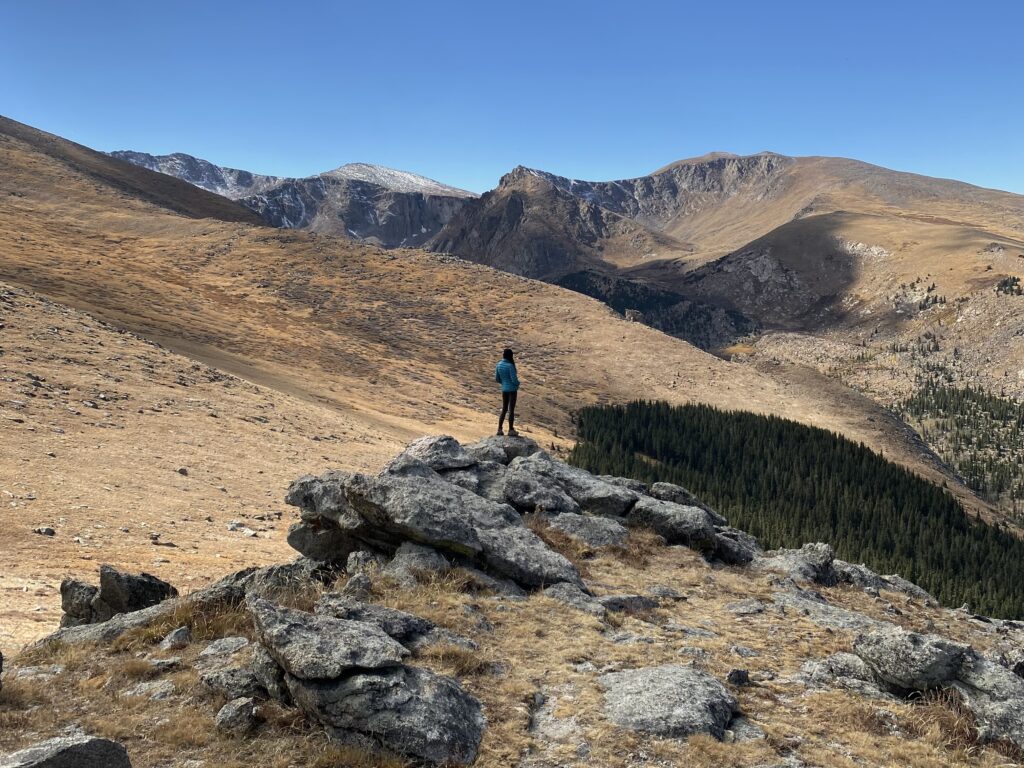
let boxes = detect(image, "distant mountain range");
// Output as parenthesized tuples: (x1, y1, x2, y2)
(109, 151, 476, 248)
(112, 145, 1024, 354)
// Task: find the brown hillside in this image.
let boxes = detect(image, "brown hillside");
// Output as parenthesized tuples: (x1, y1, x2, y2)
(0, 117, 991, 646)
(0, 116, 261, 224)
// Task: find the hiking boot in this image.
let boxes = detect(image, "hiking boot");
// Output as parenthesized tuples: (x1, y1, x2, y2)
(507, 428, 519, 437)
(496, 429, 504, 436)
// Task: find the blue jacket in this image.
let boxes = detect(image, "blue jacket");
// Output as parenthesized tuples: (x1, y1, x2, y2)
(495, 359, 520, 392)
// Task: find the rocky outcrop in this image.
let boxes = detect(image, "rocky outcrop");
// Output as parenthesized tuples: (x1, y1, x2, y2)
(38, 559, 338, 648)
(833, 560, 934, 601)
(286, 435, 768, 595)
(627, 496, 717, 552)
(59, 565, 177, 627)
(755, 543, 839, 586)
(0, 735, 131, 768)
(548, 513, 629, 548)
(251, 598, 409, 678)
(285, 454, 583, 590)
(599, 665, 739, 740)
(250, 596, 484, 765)
(802, 623, 1024, 751)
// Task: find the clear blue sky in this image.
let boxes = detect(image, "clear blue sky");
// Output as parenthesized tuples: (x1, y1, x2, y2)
(3, 0, 1022, 194)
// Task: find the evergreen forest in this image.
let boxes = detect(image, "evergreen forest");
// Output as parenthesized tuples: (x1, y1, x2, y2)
(568, 400, 1024, 618)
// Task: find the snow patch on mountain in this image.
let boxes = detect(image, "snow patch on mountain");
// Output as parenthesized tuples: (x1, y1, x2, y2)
(324, 163, 476, 198)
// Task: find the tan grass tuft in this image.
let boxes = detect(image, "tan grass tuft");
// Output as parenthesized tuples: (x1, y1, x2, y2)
(609, 527, 666, 569)
(418, 643, 493, 677)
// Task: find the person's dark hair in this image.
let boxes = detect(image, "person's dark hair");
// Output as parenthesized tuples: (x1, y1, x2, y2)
(502, 348, 514, 362)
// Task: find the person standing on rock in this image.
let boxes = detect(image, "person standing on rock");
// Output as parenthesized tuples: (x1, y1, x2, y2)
(495, 348, 520, 436)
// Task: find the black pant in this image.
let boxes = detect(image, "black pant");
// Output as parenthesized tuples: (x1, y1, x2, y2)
(500, 391, 517, 430)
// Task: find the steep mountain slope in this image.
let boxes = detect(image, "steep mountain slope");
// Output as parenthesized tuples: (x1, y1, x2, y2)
(109, 150, 284, 198)
(429, 165, 696, 280)
(0, 114, 991, 646)
(0, 118, 261, 224)
(112, 149, 477, 248)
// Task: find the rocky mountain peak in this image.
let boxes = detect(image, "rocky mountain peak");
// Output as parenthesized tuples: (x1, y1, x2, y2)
(109, 150, 282, 199)
(324, 163, 477, 198)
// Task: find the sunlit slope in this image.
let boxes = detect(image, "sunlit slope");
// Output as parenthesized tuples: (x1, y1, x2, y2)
(0, 115, 979, 504)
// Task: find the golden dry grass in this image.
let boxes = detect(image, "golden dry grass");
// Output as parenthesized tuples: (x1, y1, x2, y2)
(3, 528, 1023, 767)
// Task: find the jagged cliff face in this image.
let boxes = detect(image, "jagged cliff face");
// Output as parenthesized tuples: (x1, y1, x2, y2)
(241, 175, 470, 247)
(533, 152, 795, 230)
(426, 154, 799, 282)
(428, 168, 648, 279)
(109, 152, 476, 249)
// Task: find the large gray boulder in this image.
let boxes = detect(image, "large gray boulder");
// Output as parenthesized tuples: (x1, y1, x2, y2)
(0, 736, 131, 768)
(249, 598, 408, 678)
(853, 626, 967, 692)
(713, 526, 761, 565)
(390, 435, 476, 472)
(954, 652, 1024, 749)
(464, 435, 542, 465)
(756, 543, 838, 586)
(649, 481, 727, 524)
(797, 652, 888, 698)
(476, 525, 582, 588)
(599, 665, 738, 740)
(548, 513, 628, 548)
(502, 464, 581, 514)
(315, 594, 446, 650)
(287, 666, 485, 766)
(89, 565, 178, 621)
(287, 466, 582, 589)
(58, 579, 97, 627)
(509, 452, 638, 517)
(441, 461, 509, 504)
(626, 496, 717, 552)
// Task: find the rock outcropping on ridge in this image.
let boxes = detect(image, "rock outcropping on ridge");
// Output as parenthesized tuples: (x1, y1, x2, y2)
(7, 434, 1024, 767)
